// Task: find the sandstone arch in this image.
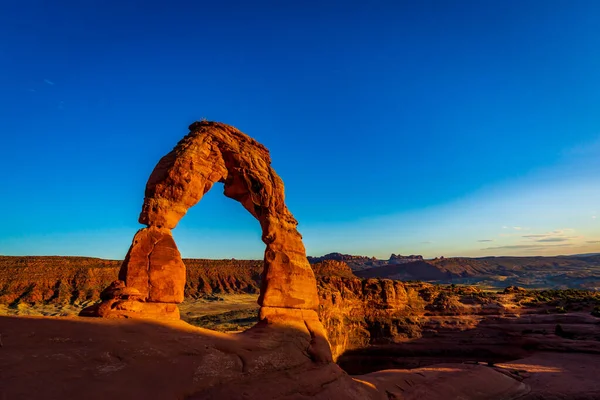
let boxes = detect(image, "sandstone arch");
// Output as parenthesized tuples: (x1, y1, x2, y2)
(82, 121, 330, 360)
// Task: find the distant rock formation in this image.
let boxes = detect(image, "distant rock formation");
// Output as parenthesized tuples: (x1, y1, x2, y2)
(308, 253, 380, 271)
(309, 253, 425, 271)
(355, 260, 453, 281)
(0, 256, 264, 306)
(389, 253, 424, 263)
(308, 252, 376, 263)
(81, 121, 331, 362)
(311, 260, 356, 279)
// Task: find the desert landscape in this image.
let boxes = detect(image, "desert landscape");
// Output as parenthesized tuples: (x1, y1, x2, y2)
(3, 2, 600, 399)
(1, 121, 599, 399)
(2, 253, 600, 398)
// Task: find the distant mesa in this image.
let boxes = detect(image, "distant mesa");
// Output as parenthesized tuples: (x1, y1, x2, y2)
(308, 252, 425, 272)
(307, 252, 424, 264)
(389, 253, 424, 263)
(355, 260, 452, 281)
(80, 120, 331, 362)
(311, 259, 356, 279)
(307, 252, 377, 263)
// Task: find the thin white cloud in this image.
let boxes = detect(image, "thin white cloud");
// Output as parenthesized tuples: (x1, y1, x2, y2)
(522, 229, 579, 243)
(44, 79, 55, 85)
(554, 228, 574, 233)
(537, 237, 570, 243)
(481, 243, 571, 251)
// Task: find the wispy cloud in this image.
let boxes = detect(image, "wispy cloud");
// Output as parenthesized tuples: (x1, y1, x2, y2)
(27, 88, 36, 92)
(44, 79, 55, 85)
(537, 237, 570, 243)
(421, 241, 432, 244)
(513, 226, 523, 230)
(586, 240, 600, 244)
(477, 239, 493, 242)
(522, 229, 578, 243)
(481, 244, 571, 251)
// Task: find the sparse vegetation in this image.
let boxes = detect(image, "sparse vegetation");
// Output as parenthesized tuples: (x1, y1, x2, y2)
(187, 308, 259, 332)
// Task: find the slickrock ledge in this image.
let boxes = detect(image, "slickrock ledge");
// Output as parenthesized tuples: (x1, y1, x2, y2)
(0, 315, 534, 400)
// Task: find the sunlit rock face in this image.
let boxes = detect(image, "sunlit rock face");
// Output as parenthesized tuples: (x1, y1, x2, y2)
(81, 121, 329, 360)
(117, 226, 186, 304)
(138, 120, 319, 310)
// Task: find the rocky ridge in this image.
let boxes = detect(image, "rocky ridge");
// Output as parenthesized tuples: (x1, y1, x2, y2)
(2, 256, 600, 398)
(3, 255, 599, 362)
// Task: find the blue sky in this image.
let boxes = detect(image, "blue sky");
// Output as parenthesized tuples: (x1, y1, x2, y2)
(1, 0, 599, 259)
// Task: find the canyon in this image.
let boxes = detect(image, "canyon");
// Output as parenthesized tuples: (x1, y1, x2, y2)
(2, 256, 599, 353)
(2, 255, 600, 398)
(311, 252, 600, 289)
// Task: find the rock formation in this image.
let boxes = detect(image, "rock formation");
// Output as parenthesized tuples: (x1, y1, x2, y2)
(4, 255, 600, 398)
(389, 253, 424, 262)
(81, 120, 331, 361)
(311, 260, 356, 279)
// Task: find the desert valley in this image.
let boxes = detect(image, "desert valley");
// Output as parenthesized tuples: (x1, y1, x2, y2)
(2, 252, 600, 398)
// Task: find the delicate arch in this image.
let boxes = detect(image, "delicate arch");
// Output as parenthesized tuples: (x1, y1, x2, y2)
(136, 120, 319, 309)
(84, 121, 320, 316)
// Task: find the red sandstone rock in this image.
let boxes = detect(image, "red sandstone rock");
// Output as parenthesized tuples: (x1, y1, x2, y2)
(80, 298, 180, 320)
(311, 260, 356, 278)
(259, 306, 333, 363)
(1, 316, 549, 400)
(84, 120, 329, 360)
(137, 121, 319, 310)
(100, 280, 142, 301)
(118, 226, 186, 303)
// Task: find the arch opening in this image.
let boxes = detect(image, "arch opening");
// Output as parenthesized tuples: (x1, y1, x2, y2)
(173, 181, 264, 260)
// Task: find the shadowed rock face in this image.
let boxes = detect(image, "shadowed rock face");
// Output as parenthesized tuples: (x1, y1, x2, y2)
(81, 120, 330, 361)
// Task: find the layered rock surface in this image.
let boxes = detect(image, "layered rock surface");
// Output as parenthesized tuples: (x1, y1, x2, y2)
(0, 256, 262, 307)
(2, 257, 600, 398)
(4, 255, 600, 362)
(118, 226, 186, 303)
(1, 315, 540, 400)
